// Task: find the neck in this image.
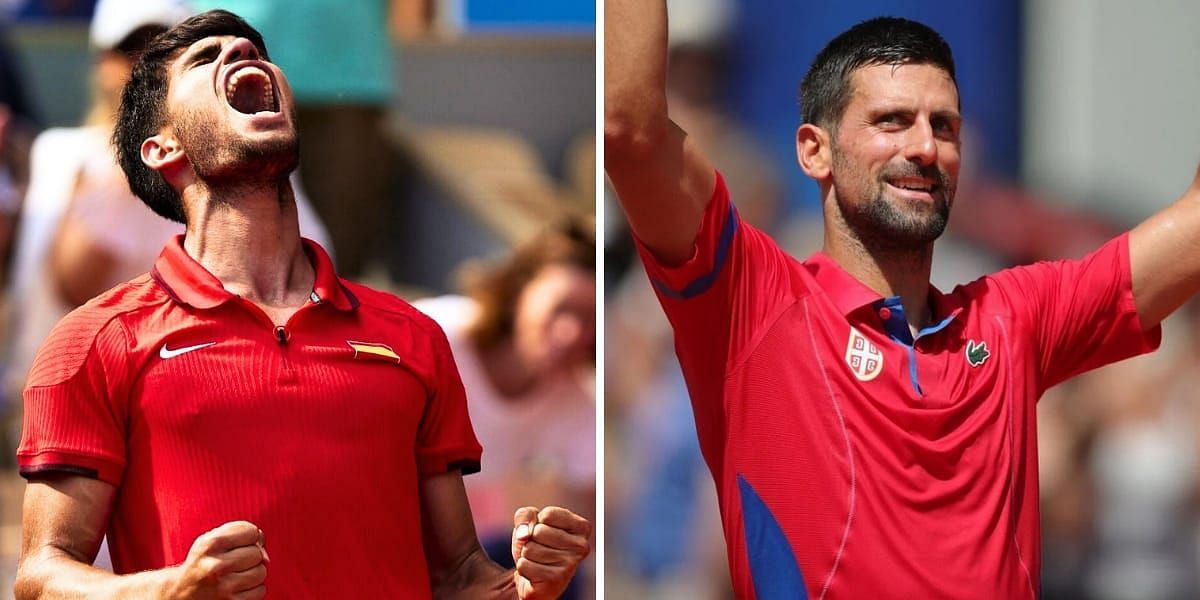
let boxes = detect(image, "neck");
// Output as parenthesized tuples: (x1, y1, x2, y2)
(181, 177, 313, 309)
(823, 209, 935, 334)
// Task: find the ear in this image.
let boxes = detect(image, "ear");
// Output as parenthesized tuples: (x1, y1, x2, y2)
(140, 130, 187, 176)
(796, 123, 833, 182)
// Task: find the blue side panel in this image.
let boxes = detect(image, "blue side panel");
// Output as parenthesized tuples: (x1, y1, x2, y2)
(738, 474, 809, 599)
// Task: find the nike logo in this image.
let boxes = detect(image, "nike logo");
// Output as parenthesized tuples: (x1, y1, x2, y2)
(160, 342, 216, 359)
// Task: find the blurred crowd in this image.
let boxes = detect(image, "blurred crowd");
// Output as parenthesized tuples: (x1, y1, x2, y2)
(604, 2, 1200, 600)
(0, 0, 595, 596)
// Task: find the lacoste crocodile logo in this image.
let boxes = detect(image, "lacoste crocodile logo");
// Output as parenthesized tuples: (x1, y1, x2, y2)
(965, 339, 990, 367)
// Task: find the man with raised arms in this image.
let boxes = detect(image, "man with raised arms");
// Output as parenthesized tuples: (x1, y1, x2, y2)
(607, 2, 1196, 598)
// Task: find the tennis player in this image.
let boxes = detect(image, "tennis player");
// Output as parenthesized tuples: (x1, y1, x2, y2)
(15, 10, 588, 599)
(606, 3, 1196, 598)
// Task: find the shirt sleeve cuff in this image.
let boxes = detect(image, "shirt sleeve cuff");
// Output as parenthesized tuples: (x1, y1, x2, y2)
(1119, 232, 1163, 353)
(417, 445, 483, 477)
(634, 170, 737, 299)
(17, 449, 124, 486)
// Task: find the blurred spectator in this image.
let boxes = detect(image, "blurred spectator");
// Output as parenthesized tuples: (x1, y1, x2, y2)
(192, 0, 400, 278)
(413, 218, 595, 599)
(391, 0, 433, 39)
(0, 0, 19, 21)
(664, 0, 776, 230)
(0, 0, 38, 276)
(1072, 309, 1200, 600)
(0, 16, 35, 125)
(5, 0, 332, 409)
(0, 23, 36, 286)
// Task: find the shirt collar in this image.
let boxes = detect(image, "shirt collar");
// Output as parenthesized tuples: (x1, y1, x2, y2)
(804, 251, 880, 316)
(151, 235, 358, 311)
(803, 251, 962, 323)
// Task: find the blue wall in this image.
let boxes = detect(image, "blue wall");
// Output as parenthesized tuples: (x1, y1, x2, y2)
(464, 0, 595, 32)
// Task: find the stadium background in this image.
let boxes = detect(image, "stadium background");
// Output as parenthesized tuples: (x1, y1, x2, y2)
(604, 1, 1200, 599)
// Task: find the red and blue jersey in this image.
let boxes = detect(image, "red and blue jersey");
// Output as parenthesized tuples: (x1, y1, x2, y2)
(636, 172, 1160, 599)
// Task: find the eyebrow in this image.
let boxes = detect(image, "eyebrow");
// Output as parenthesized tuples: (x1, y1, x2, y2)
(179, 39, 222, 68)
(868, 107, 962, 122)
(930, 110, 962, 124)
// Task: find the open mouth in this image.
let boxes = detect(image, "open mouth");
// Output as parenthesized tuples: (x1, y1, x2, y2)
(886, 177, 937, 195)
(225, 65, 279, 115)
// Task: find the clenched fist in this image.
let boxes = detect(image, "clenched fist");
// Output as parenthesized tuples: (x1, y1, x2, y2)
(510, 506, 591, 599)
(161, 521, 269, 599)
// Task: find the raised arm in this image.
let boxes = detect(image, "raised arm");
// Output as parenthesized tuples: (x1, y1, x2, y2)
(603, 0, 716, 265)
(1129, 165, 1200, 328)
(16, 475, 267, 599)
(420, 471, 590, 599)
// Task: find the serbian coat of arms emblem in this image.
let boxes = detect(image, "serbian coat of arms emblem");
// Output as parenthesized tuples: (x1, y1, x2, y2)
(844, 326, 884, 381)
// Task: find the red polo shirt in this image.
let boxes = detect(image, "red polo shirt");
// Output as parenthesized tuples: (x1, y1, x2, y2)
(637, 172, 1160, 599)
(19, 236, 482, 598)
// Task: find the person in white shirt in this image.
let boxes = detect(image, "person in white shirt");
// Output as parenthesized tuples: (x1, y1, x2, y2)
(414, 219, 596, 599)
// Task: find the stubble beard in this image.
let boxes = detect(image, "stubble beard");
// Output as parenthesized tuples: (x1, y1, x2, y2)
(175, 106, 300, 190)
(831, 145, 954, 252)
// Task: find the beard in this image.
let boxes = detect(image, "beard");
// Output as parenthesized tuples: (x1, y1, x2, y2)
(831, 146, 955, 251)
(174, 106, 300, 188)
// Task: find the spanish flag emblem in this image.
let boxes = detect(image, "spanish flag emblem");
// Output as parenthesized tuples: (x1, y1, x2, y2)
(347, 340, 401, 364)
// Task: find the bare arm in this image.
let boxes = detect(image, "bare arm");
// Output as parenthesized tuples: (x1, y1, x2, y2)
(421, 472, 514, 599)
(420, 471, 590, 599)
(16, 475, 168, 598)
(16, 474, 267, 600)
(1129, 166, 1200, 328)
(603, 0, 716, 265)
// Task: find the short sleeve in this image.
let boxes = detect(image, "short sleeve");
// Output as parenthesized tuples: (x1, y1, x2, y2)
(17, 313, 131, 486)
(415, 325, 483, 477)
(989, 233, 1161, 390)
(633, 171, 795, 389)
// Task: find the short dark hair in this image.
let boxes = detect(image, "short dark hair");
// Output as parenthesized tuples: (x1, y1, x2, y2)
(800, 17, 956, 131)
(113, 10, 269, 224)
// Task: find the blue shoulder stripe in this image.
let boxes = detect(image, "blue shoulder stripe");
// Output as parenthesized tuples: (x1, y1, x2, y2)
(738, 474, 809, 599)
(652, 203, 740, 300)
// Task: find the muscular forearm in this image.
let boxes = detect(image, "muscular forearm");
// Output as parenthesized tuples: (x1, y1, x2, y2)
(1129, 167, 1200, 327)
(604, 0, 669, 141)
(15, 546, 170, 600)
(430, 545, 516, 600)
(602, 0, 716, 264)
